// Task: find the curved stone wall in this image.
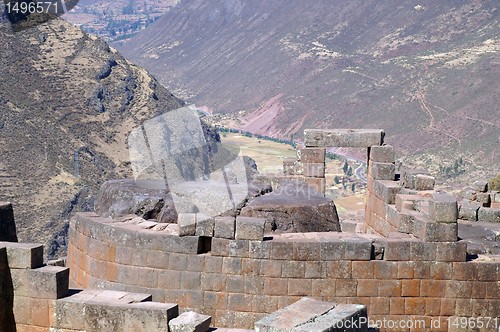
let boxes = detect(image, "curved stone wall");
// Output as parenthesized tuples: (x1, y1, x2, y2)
(68, 213, 500, 330)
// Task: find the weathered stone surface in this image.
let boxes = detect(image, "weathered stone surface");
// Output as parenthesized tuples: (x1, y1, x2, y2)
(472, 180, 488, 193)
(254, 297, 368, 332)
(369, 162, 395, 180)
(414, 174, 435, 191)
(240, 182, 340, 233)
(400, 168, 430, 189)
(476, 193, 491, 207)
(178, 213, 197, 237)
(478, 207, 500, 223)
(301, 163, 326, 178)
(304, 129, 384, 148)
(95, 179, 177, 223)
(169, 311, 211, 332)
(369, 145, 395, 163)
(0, 202, 17, 242)
(297, 148, 326, 164)
(303, 177, 326, 195)
(372, 180, 401, 204)
(196, 214, 215, 237)
(214, 217, 236, 239)
(459, 202, 481, 221)
(283, 158, 296, 176)
(235, 217, 265, 240)
(0, 242, 43, 269)
(429, 193, 458, 223)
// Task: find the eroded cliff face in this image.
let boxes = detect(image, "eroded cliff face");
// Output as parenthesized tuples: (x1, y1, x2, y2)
(118, 0, 499, 168)
(0, 13, 183, 257)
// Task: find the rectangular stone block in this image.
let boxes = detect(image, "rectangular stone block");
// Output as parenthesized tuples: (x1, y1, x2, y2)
(372, 180, 401, 204)
(124, 302, 179, 331)
(343, 238, 372, 261)
(169, 311, 211, 332)
(369, 162, 395, 181)
(302, 163, 326, 178)
(414, 174, 435, 191)
(304, 129, 384, 148)
(477, 207, 500, 223)
(214, 217, 236, 239)
(476, 193, 491, 207)
(171, 236, 201, 254)
(429, 193, 458, 223)
(369, 145, 395, 163)
(283, 158, 297, 176)
(196, 214, 215, 237)
(255, 297, 368, 331)
(0, 242, 43, 269)
(297, 147, 326, 164)
(435, 242, 467, 262)
(177, 213, 196, 237)
(303, 177, 326, 195)
(413, 214, 458, 242)
(30, 266, 70, 299)
(235, 217, 265, 241)
(458, 202, 480, 221)
(400, 168, 430, 189)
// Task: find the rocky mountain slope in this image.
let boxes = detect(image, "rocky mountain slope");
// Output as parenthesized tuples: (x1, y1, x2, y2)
(0, 12, 183, 257)
(118, 0, 499, 171)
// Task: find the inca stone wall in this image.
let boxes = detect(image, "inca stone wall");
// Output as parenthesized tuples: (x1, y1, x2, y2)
(67, 212, 499, 330)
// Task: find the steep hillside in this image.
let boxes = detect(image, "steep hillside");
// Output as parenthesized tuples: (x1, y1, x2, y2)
(0, 13, 183, 257)
(118, 0, 499, 170)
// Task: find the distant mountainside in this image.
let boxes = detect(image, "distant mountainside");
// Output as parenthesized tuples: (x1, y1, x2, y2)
(118, 0, 500, 170)
(0, 13, 183, 257)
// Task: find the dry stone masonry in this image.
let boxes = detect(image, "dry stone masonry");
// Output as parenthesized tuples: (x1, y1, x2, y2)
(1, 129, 499, 331)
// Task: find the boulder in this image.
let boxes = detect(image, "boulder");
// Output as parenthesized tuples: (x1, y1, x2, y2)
(240, 181, 340, 233)
(95, 179, 177, 223)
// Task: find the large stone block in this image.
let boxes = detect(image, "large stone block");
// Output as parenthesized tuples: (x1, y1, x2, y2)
(283, 158, 297, 176)
(369, 145, 395, 163)
(429, 193, 458, 223)
(414, 174, 435, 191)
(297, 148, 326, 164)
(0, 202, 18, 242)
(369, 162, 395, 181)
(124, 302, 179, 331)
(477, 207, 500, 223)
(178, 213, 197, 237)
(214, 217, 236, 239)
(458, 202, 480, 221)
(0, 242, 43, 269)
(413, 214, 457, 242)
(303, 177, 326, 195)
(304, 129, 384, 148)
(28, 266, 69, 299)
(400, 168, 430, 190)
(235, 217, 265, 241)
(169, 311, 211, 332)
(302, 163, 326, 178)
(372, 180, 401, 204)
(476, 193, 491, 207)
(254, 297, 368, 332)
(196, 214, 215, 237)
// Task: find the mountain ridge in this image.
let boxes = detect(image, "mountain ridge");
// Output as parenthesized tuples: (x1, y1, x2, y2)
(118, 0, 499, 170)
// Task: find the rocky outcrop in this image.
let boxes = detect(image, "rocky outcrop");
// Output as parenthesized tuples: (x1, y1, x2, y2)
(95, 179, 177, 223)
(240, 181, 340, 233)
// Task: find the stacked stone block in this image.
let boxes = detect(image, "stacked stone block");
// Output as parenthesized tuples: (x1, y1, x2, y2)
(282, 129, 385, 196)
(66, 213, 500, 330)
(458, 183, 500, 223)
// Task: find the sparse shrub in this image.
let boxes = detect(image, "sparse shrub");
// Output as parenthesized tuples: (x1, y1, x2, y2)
(489, 174, 500, 191)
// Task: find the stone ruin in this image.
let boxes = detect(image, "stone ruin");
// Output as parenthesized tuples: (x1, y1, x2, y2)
(0, 128, 499, 332)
